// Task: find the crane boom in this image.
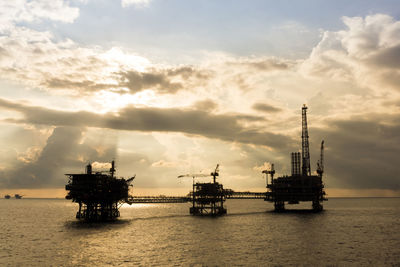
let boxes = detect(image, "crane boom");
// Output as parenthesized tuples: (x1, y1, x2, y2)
(177, 173, 209, 178)
(178, 164, 220, 184)
(210, 164, 219, 183)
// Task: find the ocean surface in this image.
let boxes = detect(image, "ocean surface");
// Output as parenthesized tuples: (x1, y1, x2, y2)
(1, 198, 399, 266)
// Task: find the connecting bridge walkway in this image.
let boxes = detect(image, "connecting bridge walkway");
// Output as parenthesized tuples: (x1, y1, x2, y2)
(225, 191, 266, 199)
(127, 191, 266, 204)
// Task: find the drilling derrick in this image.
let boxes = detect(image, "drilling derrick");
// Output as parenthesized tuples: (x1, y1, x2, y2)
(302, 104, 311, 177)
(264, 105, 326, 212)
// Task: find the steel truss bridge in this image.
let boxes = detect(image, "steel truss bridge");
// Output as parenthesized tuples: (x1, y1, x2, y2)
(127, 191, 266, 204)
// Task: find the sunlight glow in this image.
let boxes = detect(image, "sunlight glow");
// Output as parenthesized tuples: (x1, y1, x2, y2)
(100, 47, 150, 73)
(90, 90, 155, 113)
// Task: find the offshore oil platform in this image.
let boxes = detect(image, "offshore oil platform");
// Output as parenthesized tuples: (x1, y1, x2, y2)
(127, 164, 263, 216)
(263, 105, 326, 211)
(178, 164, 227, 216)
(65, 161, 135, 221)
(65, 105, 326, 220)
(65, 162, 264, 220)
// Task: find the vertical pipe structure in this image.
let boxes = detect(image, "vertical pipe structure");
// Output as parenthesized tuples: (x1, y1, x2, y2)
(296, 152, 301, 175)
(110, 160, 115, 178)
(301, 105, 311, 176)
(291, 153, 295, 176)
(192, 177, 195, 211)
(271, 164, 274, 185)
(86, 163, 92, 175)
(291, 152, 301, 176)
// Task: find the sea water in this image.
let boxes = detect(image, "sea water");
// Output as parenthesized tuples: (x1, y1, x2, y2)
(0, 198, 399, 266)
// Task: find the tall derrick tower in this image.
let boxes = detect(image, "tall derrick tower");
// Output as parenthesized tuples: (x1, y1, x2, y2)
(301, 104, 311, 176)
(264, 105, 326, 211)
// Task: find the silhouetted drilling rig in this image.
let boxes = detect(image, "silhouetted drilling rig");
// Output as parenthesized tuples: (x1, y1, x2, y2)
(65, 105, 326, 220)
(178, 164, 227, 215)
(263, 105, 326, 211)
(65, 161, 135, 221)
(127, 164, 264, 216)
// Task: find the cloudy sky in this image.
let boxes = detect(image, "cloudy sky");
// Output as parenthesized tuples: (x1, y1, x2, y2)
(0, 0, 399, 197)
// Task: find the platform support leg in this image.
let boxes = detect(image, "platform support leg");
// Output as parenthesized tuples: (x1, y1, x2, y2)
(312, 200, 323, 212)
(274, 201, 285, 211)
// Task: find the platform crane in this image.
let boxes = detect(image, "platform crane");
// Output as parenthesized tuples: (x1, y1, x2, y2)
(177, 173, 210, 180)
(178, 164, 220, 184)
(126, 175, 136, 185)
(178, 173, 210, 199)
(210, 164, 219, 183)
(178, 164, 225, 215)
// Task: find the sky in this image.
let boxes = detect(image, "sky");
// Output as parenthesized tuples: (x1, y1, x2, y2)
(0, 0, 399, 197)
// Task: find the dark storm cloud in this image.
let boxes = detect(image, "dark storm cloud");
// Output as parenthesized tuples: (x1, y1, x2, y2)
(383, 99, 400, 108)
(44, 78, 114, 92)
(252, 103, 282, 113)
(166, 66, 198, 78)
(0, 98, 295, 151)
(311, 116, 400, 190)
(1, 127, 82, 188)
(117, 66, 210, 94)
(229, 58, 291, 71)
(0, 126, 117, 189)
(375, 70, 400, 92)
(234, 114, 266, 122)
(192, 99, 218, 112)
(119, 70, 183, 94)
(42, 66, 211, 95)
(369, 44, 400, 69)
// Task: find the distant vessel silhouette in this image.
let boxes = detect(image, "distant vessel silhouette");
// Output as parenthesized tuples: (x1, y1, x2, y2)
(4, 194, 11, 199)
(14, 194, 23, 199)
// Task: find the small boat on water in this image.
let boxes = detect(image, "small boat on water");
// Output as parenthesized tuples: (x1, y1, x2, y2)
(14, 194, 23, 199)
(4, 195, 11, 199)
